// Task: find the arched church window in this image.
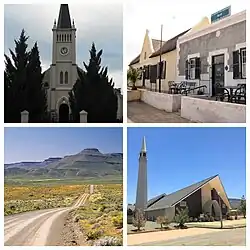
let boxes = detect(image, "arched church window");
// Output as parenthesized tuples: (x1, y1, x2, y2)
(70, 34, 71, 41)
(59, 34, 61, 41)
(65, 71, 68, 84)
(60, 71, 63, 84)
(62, 34, 64, 42)
(64, 34, 66, 41)
(67, 34, 69, 42)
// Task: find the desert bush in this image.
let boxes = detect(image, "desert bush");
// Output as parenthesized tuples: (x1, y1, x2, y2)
(112, 212, 123, 228)
(156, 216, 169, 229)
(132, 208, 146, 231)
(93, 236, 122, 246)
(174, 207, 189, 228)
(86, 229, 104, 240)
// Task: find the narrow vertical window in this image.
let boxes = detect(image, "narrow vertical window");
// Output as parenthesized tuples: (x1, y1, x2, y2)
(65, 71, 68, 84)
(59, 34, 61, 41)
(60, 71, 63, 84)
(67, 34, 69, 41)
(57, 34, 58, 41)
(70, 34, 72, 41)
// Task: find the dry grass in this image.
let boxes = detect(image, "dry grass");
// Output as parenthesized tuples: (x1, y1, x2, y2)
(4, 185, 88, 215)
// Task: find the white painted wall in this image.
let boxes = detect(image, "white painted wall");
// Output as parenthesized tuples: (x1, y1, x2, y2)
(140, 90, 181, 112)
(181, 96, 246, 123)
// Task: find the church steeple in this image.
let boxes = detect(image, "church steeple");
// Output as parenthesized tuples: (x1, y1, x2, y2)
(141, 136, 146, 153)
(57, 4, 72, 28)
(136, 136, 148, 210)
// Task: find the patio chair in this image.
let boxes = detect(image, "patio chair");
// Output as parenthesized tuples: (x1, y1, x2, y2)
(231, 84, 246, 104)
(215, 83, 230, 102)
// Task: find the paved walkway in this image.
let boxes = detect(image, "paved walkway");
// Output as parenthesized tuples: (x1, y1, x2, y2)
(127, 101, 194, 123)
(128, 227, 245, 246)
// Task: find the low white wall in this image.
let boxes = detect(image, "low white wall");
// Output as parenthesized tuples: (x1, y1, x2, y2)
(181, 96, 246, 123)
(127, 90, 141, 102)
(141, 90, 181, 112)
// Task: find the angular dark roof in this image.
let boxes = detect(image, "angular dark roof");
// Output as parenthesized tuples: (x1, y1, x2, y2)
(129, 54, 140, 66)
(127, 204, 135, 211)
(149, 29, 191, 58)
(146, 175, 218, 211)
(57, 4, 72, 28)
(152, 39, 165, 51)
(147, 193, 166, 208)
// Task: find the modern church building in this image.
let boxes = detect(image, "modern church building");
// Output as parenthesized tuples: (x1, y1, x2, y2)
(128, 137, 231, 222)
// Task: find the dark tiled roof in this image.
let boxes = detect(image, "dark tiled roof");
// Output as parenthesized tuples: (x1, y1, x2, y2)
(127, 204, 135, 211)
(152, 39, 165, 51)
(57, 4, 72, 28)
(146, 175, 218, 211)
(149, 29, 191, 58)
(129, 54, 140, 66)
(147, 193, 166, 208)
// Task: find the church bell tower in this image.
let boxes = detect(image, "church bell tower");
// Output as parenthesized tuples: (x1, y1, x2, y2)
(49, 4, 78, 118)
(135, 136, 148, 211)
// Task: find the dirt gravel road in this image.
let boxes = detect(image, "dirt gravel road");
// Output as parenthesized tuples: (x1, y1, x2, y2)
(4, 193, 89, 246)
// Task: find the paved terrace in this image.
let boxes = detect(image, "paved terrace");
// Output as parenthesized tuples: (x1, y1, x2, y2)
(128, 101, 195, 123)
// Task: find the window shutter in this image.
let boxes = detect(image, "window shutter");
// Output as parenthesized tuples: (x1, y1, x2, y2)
(195, 57, 201, 79)
(185, 60, 189, 80)
(138, 67, 142, 80)
(233, 50, 240, 79)
(149, 65, 153, 83)
(161, 61, 166, 79)
(150, 64, 157, 83)
(156, 63, 160, 79)
(145, 65, 149, 79)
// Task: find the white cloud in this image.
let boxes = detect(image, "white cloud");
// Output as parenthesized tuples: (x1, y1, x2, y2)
(125, 0, 246, 65)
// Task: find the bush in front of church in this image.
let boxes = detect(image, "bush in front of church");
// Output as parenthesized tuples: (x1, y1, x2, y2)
(4, 29, 47, 123)
(69, 43, 118, 123)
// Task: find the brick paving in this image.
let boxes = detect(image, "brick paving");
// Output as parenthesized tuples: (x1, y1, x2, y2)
(127, 101, 195, 123)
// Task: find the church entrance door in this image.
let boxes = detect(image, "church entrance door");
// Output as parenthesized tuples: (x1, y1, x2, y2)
(59, 104, 69, 122)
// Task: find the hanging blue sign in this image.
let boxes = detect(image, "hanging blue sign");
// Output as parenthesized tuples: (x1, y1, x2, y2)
(211, 6, 231, 23)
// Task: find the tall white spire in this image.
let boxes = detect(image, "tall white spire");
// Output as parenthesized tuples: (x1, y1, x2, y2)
(141, 136, 146, 152)
(136, 136, 148, 210)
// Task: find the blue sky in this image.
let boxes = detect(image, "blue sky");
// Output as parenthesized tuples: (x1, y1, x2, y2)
(127, 127, 246, 202)
(4, 127, 122, 163)
(4, 3, 123, 89)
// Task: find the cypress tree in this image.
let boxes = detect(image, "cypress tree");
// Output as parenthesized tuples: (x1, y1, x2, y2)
(69, 43, 118, 123)
(4, 29, 47, 122)
(4, 29, 29, 122)
(27, 42, 47, 122)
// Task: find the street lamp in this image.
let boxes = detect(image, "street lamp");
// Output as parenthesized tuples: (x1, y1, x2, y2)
(218, 191, 223, 229)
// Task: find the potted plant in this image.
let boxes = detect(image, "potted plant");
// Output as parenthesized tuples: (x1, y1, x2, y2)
(127, 67, 141, 90)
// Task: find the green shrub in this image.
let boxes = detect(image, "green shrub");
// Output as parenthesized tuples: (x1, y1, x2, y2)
(86, 229, 104, 240)
(112, 213, 123, 228)
(174, 207, 189, 228)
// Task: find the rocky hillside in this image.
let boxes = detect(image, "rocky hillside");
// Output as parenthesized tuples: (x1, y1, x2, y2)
(4, 148, 122, 179)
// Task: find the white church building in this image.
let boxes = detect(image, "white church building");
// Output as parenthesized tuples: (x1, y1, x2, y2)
(42, 4, 80, 122)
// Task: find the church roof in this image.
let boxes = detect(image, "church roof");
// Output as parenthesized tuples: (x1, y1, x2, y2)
(57, 4, 72, 28)
(146, 175, 219, 211)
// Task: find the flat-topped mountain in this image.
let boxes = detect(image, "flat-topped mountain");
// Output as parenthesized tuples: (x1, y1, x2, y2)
(4, 148, 123, 179)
